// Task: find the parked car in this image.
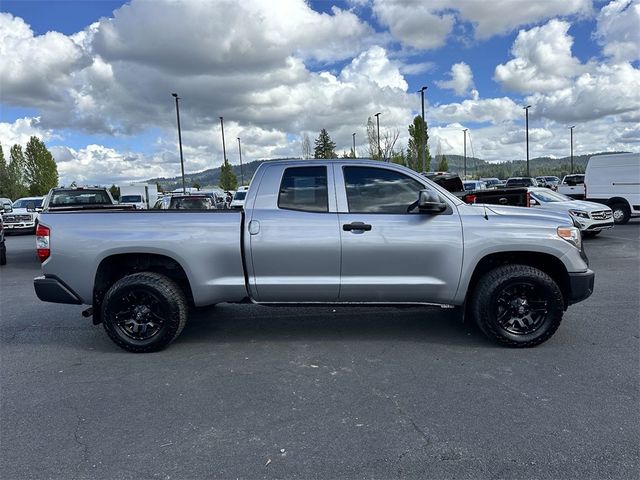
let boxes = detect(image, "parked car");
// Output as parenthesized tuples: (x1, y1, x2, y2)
(42, 187, 116, 211)
(153, 194, 214, 210)
(0, 214, 6, 265)
(463, 180, 487, 191)
(479, 178, 501, 189)
(2, 196, 44, 233)
(506, 177, 539, 187)
(230, 186, 250, 209)
(557, 174, 585, 199)
(34, 159, 593, 352)
(536, 176, 561, 190)
(584, 153, 640, 225)
(528, 187, 613, 237)
(119, 194, 147, 210)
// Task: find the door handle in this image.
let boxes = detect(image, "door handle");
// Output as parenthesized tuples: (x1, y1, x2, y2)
(343, 222, 372, 232)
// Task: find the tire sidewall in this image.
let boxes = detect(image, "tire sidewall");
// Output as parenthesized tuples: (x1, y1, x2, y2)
(611, 203, 630, 225)
(102, 275, 185, 352)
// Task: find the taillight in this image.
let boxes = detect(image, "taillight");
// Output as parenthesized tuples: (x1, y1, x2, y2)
(465, 194, 476, 204)
(36, 224, 50, 262)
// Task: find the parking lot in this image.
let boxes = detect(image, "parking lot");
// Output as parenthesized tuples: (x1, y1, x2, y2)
(1, 223, 639, 479)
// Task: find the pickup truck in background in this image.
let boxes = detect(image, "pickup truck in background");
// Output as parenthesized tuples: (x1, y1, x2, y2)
(34, 160, 594, 352)
(426, 172, 530, 207)
(557, 174, 585, 200)
(42, 187, 122, 211)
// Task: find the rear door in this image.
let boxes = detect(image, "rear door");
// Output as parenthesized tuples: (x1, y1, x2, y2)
(335, 164, 464, 303)
(247, 164, 341, 302)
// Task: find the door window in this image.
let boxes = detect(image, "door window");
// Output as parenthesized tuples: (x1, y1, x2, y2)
(278, 166, 328, 212)
(343, 166, 424, 213)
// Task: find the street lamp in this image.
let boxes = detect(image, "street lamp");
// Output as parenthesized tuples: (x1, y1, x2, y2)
(374, 112, 381, 161)
(352, 132, 356, 158)
(237, 137, 244, 186)
(171, 93, 186, 194)
(219, 116, 227, 167)
(419, 86, 428, 172)
(569, 126, 575, 174)
(463, 128, 468, 178)
(524, 105, 531, 177)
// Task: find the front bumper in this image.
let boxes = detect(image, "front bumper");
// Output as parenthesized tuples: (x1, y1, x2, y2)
(567, 269, 595, 305)
(34, 275, 82, 304)
(4, 222, 36, 231)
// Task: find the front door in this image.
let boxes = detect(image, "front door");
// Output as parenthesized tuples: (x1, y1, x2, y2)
(336, 165, 463, 303)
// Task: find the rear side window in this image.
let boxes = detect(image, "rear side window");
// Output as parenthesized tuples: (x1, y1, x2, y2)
(343, 166, 424, 213)
(278, 166, 328, 212)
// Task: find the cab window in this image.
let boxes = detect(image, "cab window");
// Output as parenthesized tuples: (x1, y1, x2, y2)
(343, 166, 424, 213)
(278, 166, 328, 212)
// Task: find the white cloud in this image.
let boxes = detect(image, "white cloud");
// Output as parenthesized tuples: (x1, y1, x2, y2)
(0, 13, 89, 106)
(340, 46, 408, 90)
(430, 96, 522, 124)
(494, 19, 586, 93)
(594, 0, 640, 63)
(436, 62, 475, 96)
(0, 117, 56, 158)
(372, 0, 455, 50)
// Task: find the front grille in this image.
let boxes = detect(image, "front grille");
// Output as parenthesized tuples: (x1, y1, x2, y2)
(4, 214, 32, 223)
(591, 210, 612, 220)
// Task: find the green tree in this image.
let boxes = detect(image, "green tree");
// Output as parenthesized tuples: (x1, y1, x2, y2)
(390, 149, 407, 166)
(7, 145, 29, 199)
(0, 144, 8, 198)
(437, 155, 449, 171)
(407, 116, 431, 172)
(313, 129, 336, 159)
(109, 184, 120, 200)
(192, 182, 201, 190)
(366, 117, 380, 160)
(24, 136, 59, 195)
(219, 160, 238, 190)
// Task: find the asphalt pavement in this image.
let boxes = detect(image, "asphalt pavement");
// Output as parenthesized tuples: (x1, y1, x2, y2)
(1, 223, 639, 479)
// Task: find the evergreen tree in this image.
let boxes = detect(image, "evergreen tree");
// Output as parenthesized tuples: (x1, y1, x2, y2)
(437, 155, 449, 172)
(8, 145, 29, 199)
(24, 136, 59, 195)
(407, 116, 431, 172)
(193, 182, 201, 190)
(219, 160, 238, 190)
(0, 144, 8, 198)
(109, 184, 120, 200)
(313, 129, 336, 159)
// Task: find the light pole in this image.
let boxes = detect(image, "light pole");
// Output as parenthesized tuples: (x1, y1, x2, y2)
(419, 86, 427, 172)
(374, 112, 381, 161)
(171, 93, 186, 194)
(463, 128, 468, 178)
(352, 132, 356, 158)
(524, 105, 531, 177)
(237, 137, 244, 186)
(569, 125, 575, 174)
(219, 116, 227, 167)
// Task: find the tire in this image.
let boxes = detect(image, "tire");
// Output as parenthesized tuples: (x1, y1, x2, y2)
(610, 202, 630, 225)
(0, 244, 6, 265)
(470, 264, 564, 348)
(101, 272, 188, 353)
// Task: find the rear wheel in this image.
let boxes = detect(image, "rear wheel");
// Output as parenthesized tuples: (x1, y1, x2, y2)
(471, 264, 564, 347)
(611, 202, 630, 225)
(102, 272, 188, 352)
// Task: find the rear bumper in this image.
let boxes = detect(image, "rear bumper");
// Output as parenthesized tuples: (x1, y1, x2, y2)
(567, 270, 595, 305)
(34, 275, 82, 304)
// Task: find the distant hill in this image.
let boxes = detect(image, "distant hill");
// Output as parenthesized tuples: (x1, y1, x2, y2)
(148, 152, 629, 190)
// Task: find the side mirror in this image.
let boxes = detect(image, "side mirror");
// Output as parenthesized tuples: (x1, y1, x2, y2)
(530, 198, 540, 206)
(418, 190, 447, 213)
(3, 205, 12, 213)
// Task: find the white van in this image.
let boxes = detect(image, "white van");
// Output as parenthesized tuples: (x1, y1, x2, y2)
(585, 153, 640, 224)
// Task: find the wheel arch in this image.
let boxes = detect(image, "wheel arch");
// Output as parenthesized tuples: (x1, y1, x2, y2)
(465, 251, 571, 310)
(92, 253, 194, 324)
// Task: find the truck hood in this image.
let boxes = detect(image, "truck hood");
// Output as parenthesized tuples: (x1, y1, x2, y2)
(480, 204, 573, 225)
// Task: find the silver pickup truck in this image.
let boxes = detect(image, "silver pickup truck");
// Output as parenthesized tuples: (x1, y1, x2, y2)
(33, 159, 594, 352)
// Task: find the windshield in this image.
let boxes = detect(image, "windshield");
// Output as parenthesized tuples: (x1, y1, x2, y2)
(233, 191, 247, 201)
(13, 198, 43, 209)
(169, 197, 212, 209)
(531, 190, 573, 202)
(50, 190, 112, 206)
(121, 195, 143, 202)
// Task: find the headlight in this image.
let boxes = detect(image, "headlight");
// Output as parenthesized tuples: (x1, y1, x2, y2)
(557, 226, 582, 250)
(569, 210, 589, 219)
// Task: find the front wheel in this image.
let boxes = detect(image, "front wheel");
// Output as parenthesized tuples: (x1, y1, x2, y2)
(611, 202, 630, 225)
(102, 272, 188, 352)
(470, 265, 564, 347)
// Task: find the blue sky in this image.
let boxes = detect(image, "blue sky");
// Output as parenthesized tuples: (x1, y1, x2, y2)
(0, 0, 638, 184)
